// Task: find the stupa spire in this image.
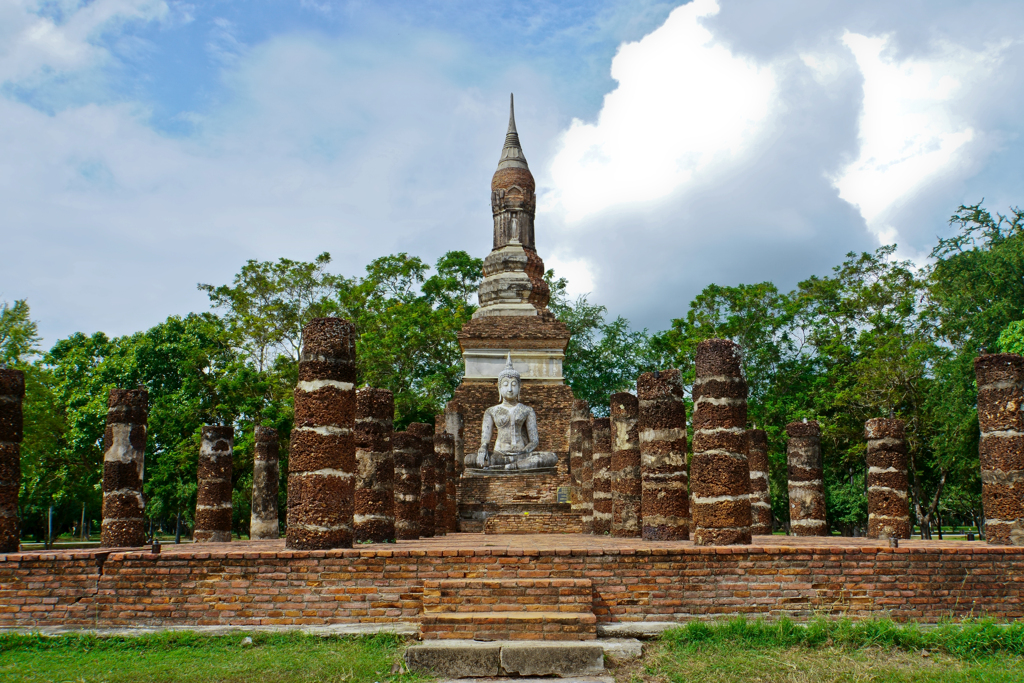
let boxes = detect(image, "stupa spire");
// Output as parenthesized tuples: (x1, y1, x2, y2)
(497, 93, 529, 171)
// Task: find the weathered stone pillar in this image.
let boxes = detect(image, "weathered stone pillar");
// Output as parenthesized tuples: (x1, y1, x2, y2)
(393, 431, 421, 539)
(434, 431, 454, 536)
(865, 418, 910, 540)
(444, 401, 465, 479)
(250, 426, 280, 540)
(592, 417, 613, 535)
(639, 369, 689, 541)
(975, 353, 1024, 545)
(692, 339, 752, 546)
(443, 402, 464, 533)
(195, 425, 233, 543)
(611, 392, 641, 538)
(354, 388, 394, 543)
(0, 368, 25, 553)
(747, 429, 772, 535)
(287, 317, 356, 550)
(100, 388, 148, 547)
(409, 422, 436, 538)
(786, 420, 827, 536)
(570, 401, 593, 532)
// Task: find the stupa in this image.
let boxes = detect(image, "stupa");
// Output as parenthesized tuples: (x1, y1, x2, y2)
(453, 95, 576, 530)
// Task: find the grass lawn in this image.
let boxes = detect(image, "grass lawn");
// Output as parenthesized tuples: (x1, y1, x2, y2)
(626, 618, 1024, 683)
(0, 631, 427, 683)
(5, 619, 1024, 683)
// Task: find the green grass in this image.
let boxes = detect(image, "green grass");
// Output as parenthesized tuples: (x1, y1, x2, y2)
(630, 618, 1024, 682)
(0, 631, 426, 683)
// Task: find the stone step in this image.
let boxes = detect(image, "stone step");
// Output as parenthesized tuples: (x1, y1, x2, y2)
(422, 578, 593, 614)
(406, 639, 611, 677)
(419, 611, 597, 641)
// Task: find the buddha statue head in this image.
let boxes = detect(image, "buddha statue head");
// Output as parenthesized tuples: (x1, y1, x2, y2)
(497, 353, 521, 403)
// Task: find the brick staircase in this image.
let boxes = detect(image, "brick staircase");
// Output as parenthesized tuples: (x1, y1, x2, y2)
(419, 578, 596, 641)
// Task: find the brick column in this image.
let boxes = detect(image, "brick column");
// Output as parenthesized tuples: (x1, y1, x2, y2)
(250, 426, 280, 540)
(409, 422, 436, 538)
(287, 317, 356, 550)
(592, 417, 612, 535)
(393, 431, 421, 539)
(692, 339, 752, 546)
(747, 429, 772, 535)
(639, 369, 689, 541)
(101, 388, 148, 547)
(975, 353, 1024, 545)
(865, 418, 910, 540)
(195, 425, 233, 543)
(570, 400, 593, 532)
(354, 388, 395, 543)
(434, 431, 454, 536)
(0, 369, 24, 553)
(786, 420, 827, 536)
(611, 392, 641, 538)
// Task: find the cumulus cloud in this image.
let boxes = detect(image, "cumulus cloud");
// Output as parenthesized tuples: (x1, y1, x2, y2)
(831, 32, 1006, 245)
(546, 0, 776, 223)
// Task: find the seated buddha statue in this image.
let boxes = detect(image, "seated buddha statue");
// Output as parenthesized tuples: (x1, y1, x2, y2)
(468, 355, 558, 472)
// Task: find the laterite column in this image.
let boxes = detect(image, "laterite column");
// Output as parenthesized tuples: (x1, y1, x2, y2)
(101, 388, 148, 547)
(433, 431, 454, 536)
(865, 418, 910, 540)
(639, 369, 689, 541)
(250, 426, 280, 540)
(570, 400, 593, 531)
(592, 417, 613, 535)
(354, 388, 395, 543)
(747, 429, 772, 535)
(444, 401, 465, 479)
(195, 425, 233, 543)
(393, 431, 421, 539)
(691, 339, 752, 545)
(786, 420, 827, 536)
(975, 353, 1024, 545)
(0, 368, 24, 552)
(610, 392, 641, 537)
(409, 422, 436, 538)
(287, 317, 356, 550)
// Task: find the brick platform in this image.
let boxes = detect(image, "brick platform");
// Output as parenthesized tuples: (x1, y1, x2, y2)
(2, 535, 1022, 639)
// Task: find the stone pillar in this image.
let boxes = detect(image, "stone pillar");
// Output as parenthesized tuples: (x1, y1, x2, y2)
(975, 353, 1024, 545)
(434, 431, 454, 536)
(393, 431, 421, 539)
(443, 402, 464, 533)
(570, 401, 593, 532)
(610, 392, 641, 538)
(747, 429, 772, 535)
(409, 422, 436, 538)
(865, 418, 910, 540)
(592, 417, 613, 535)
(195, 425, 233, 543)
(639, 369, 689, 541)
(0, 369, 25, 553)
(100, 388, 148, 547)
(786, 420, 827, 536)
(287, 317, 357, 550)
(354, 388, 395, 543)
(250, 426, 280, 540)
(691, 339, 752, 546)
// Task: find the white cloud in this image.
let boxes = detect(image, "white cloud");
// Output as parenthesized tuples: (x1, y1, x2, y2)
(831, 32, 1004, 242)
(0, 0, 168, 84)
(545, 0, 776, 223)
(545, 254, 595, 300)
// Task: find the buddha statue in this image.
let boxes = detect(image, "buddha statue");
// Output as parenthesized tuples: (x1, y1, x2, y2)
(468, 355, 558, 472)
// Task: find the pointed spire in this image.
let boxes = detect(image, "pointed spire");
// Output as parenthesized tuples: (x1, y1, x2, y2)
(497, 93, 529, 171)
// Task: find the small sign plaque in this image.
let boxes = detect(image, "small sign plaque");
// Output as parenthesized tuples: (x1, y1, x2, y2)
(557, 486, 570, 504)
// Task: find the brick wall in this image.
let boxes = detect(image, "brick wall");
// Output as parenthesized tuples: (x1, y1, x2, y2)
(2, 543, 1022, 628)
(484, 514, 584, 534)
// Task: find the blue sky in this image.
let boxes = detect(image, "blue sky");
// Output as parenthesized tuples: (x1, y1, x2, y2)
(2, 0, 1023, 346)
